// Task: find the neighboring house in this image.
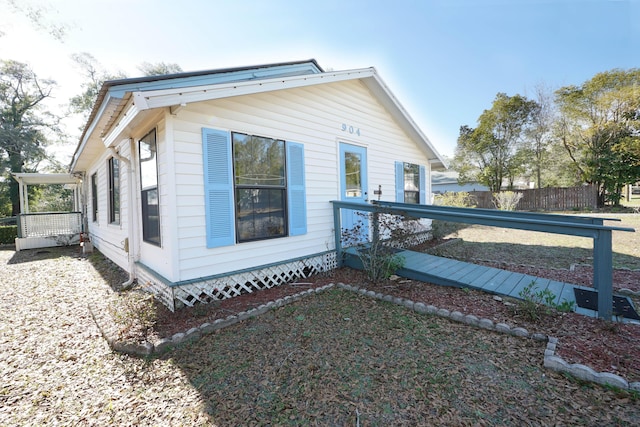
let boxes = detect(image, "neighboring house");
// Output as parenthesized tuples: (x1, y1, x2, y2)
(431, 171, 488, 194)
(68, 59, 446, 310)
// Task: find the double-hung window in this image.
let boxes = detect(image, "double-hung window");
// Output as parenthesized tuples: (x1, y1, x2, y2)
(395, 161, 426, 204)
(403, 162, 420, 204)
(139, 129, 161, 246)
(232, 132, 286, 242)
(91, 173, 98, 222)
(108, 157, 120, 224)
(202, 128, 306, 248)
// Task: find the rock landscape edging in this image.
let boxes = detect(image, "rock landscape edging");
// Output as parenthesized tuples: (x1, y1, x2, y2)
(89, 282, 640, 392)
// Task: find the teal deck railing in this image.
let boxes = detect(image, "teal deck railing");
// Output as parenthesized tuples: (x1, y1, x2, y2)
(331, 200, 635, 320)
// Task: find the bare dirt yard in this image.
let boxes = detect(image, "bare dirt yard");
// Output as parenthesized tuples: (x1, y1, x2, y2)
(1, 225, 640, 426)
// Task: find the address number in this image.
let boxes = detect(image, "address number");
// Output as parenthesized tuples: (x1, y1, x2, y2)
(341, 123, 361, 136)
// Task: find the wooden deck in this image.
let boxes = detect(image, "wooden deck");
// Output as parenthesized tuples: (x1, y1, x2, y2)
(344, 248, 601, 318)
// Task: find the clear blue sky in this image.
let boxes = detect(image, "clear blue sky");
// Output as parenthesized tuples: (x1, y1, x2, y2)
(1, 0, 639, 162)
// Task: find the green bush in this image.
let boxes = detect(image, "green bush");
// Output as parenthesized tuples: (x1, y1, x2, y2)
(433, 192, 476, 208)
(431, 192, 475, 239)
(0, 226, 17, 244)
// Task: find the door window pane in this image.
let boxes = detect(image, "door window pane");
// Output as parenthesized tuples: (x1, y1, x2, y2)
(344, 152, 362, 198)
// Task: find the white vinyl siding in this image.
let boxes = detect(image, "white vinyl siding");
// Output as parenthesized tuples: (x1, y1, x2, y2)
(84, 141, 131, 273)
(167, 79, 432, 282)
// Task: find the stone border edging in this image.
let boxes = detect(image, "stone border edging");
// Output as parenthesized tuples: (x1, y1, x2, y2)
(336, 282, 640, 393)
(90, 281, 640, 392)
(89, 283, 337, 357)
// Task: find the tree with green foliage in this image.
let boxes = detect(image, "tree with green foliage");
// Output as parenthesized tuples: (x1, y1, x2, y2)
(69, 54, 183, 121)
(523, 84, 555, 189)
(555, 68, 640, 206)
(137, 61, 183, 76)
(68, 53, 126, 122)
(453, 93, 538, 192)
(0, 60, 57, 215)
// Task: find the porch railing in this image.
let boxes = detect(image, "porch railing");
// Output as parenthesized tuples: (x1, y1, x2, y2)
(17, 212, 83, 238)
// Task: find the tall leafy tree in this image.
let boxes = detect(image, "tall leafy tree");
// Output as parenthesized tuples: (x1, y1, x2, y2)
(0, 60, 57, 215)
(453, 93, 537, 192)
(555, 68, 640, 205)
(68, 53, 126, 121)
(69, 54, 182, 120)
(137, 61, 183, 76)
(523, 84, 556, 188)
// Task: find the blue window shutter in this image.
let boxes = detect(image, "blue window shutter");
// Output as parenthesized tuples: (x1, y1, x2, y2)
(419, 165, 427, 204)
(395, 161, 404, 203)
(286, 141, 307, 236)
(202, 128, 235, 248)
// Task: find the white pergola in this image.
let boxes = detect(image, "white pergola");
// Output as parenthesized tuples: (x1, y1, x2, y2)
(11, 173, 82, 214)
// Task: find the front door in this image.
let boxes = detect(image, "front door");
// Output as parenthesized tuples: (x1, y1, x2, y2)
(339, 142, 368, 243)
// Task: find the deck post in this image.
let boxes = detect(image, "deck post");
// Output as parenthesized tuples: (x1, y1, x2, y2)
(593, 229, 613, 320)
(333, 203, 343, 267)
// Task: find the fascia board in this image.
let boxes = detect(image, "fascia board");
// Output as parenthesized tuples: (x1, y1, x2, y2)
(132, 68, 376, 111)
(11, 173, 79, 185)
(363, 72, 447, 168)
(70, 94, 123, 171)
(102, 101, 141, 148)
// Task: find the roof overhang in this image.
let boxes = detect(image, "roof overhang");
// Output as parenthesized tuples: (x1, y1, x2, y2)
(71, 62, 446, 171)
(12, 173, 81, 185)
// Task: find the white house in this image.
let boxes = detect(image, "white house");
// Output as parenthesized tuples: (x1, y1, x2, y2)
(70, 59, 446, 310)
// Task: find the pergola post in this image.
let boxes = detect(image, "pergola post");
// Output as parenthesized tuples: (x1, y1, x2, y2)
(17, 177, 29, 214)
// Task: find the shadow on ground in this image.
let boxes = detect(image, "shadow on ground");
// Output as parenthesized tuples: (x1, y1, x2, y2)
(162, 290, 640, 425)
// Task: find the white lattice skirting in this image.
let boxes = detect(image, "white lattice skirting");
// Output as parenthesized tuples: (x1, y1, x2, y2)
(137, 251, 338, 312)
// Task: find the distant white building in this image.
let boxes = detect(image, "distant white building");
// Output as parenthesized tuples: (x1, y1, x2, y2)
(431, 171, 488, 194)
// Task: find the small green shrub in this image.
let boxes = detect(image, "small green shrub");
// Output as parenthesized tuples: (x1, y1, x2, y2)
(433, 192, 476, 208)
(0, 225, 17, 244)
(516, 281, 575, 321)
(431, 192, 475, 239)
(109, 290, 158, 341)
(341, 210, 407, 281)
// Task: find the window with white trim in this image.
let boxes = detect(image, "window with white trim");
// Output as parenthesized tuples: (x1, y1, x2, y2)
(139, 129, 161, 246)
(91, 172, 98, 222)
(108, 157, 120, 224)
(202, 128, 306, 248)
(403, 162, 420, 204)
(395, 161, 426, 204)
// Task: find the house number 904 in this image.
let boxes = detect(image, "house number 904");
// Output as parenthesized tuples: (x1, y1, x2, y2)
(341, 123, 361, 136)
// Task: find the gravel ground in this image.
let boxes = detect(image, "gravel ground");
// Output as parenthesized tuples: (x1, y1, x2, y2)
(0, 246, 210, 426)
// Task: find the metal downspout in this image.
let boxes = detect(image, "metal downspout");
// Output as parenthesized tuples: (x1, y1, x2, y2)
(109, 146, 136, 289)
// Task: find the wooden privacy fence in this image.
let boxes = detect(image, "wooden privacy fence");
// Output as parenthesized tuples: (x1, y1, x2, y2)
(468, 185, 598, 211)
